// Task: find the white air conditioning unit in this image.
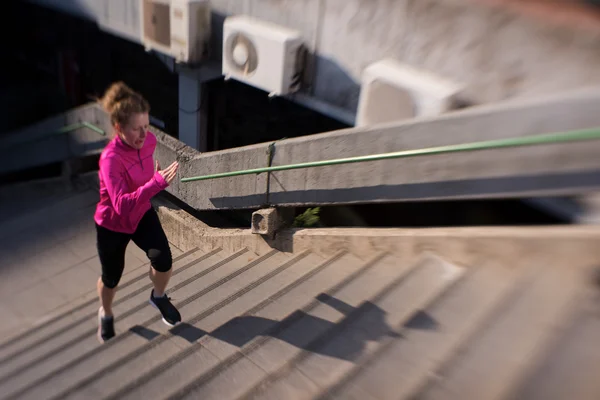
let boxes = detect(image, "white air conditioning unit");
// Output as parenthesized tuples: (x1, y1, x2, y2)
(222, 15, 306, 97)
(140, 0, 211, 64)
(356, 59, 464, 127)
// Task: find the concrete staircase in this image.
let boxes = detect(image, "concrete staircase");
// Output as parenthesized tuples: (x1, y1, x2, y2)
(2, 94, 600, 398)
(0, 214, 598, 399)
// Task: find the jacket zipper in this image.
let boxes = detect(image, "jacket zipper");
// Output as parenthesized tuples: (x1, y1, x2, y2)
(138, 150, 144, 171)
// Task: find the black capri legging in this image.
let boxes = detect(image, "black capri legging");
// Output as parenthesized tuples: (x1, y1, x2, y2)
(96, 208, 172, 289)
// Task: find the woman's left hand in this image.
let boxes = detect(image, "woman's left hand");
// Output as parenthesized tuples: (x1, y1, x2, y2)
(156, 160, 179, 184)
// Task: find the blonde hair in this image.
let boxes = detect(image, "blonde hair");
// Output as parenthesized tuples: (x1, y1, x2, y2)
(99, 81, 150, 128)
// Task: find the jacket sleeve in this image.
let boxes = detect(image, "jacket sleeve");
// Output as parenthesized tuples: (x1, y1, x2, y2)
(100, 154, 169, 216)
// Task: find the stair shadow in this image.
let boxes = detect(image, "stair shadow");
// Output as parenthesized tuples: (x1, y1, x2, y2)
(184, 293, 432, 362)
(171, 323, 208, 343)
(129, 325, 161, 341)
(403, 310, 439, 331)
(129, 323, 208, 343)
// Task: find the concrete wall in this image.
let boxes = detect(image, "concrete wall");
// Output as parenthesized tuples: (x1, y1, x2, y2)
(28, 0, 600, 115)
(28, 0, 141, 42)
(155, 193, 600, 268)
(8, 86, 600, 209)
(0, 104, 109, 175)
(152, 87, 600, 210)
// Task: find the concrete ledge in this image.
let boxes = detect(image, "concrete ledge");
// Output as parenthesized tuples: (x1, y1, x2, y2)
(281, 225, 600, 267)
(0, 103, 109, 175)
(29, 88, 600, 213)
(149, 86, 600, 210)
(152, 196, 272, 256)
(251, 208, 278, 236)
(251, 208, 294, 237)
(154, 194, 600, 269)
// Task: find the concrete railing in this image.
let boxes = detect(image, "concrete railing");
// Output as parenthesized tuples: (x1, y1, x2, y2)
(0, 103, 110, 176)
(156, 87, 600, 211)
(6, 86, 600, 212)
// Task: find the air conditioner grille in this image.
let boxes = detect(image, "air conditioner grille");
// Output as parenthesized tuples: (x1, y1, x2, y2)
(225, 33, 258, 75)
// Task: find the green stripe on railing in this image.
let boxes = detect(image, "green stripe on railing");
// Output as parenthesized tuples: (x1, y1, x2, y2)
(54, 122, 106, 136)
(180, 127, 600, 183)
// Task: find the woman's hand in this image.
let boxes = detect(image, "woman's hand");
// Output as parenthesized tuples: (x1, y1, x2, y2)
(156, 160, 179, 184)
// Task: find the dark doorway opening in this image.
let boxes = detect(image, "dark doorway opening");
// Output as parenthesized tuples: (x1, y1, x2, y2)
(206, 79, 350, 151)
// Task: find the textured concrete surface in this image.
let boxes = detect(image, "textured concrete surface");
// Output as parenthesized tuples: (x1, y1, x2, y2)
(0, 175, 183, 339)
(152, 195, 267, 256)
(155, 194, 600, 267)
(2, 191, 600, 399)
(0, 103, 109, 175)
(29, 0, 600, 113)
(251, 208, 291, 237)
(31, 91, 600, 213)
(14, 88, 600, 214)
(153, 87, 600, 210)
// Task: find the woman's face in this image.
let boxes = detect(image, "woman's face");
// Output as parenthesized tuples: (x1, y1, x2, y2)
(116, 112, 150, 150)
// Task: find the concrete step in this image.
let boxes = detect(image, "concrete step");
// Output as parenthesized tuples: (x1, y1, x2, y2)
(60, 251, 325, 399)
(0, 177, 76, 224)
(1, 249, 285, 400)
(411, 259, 588, 400)
(0, 235, 178, 341)
(1, 212, 597, 400)
(0, 247, 247, 399)
(0, 204, 100, 277)
(0, 189, 104, 301)
(100, 251, 360, 400)
(0, 188, 98, 242)
(326, 259, 522, 400)
(161, 252, 415, 400)
(237, 254, 464, 400)
(0, 176, 186, 339)
(509, 294, 600, 400)
(0, 247, 207, 365)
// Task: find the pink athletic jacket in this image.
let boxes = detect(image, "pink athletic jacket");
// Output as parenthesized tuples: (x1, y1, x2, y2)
(94, 132, 169, 234)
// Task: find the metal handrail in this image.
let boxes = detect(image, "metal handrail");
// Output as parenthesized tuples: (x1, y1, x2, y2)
(0, 121, 106, 151)
(180, 127, 600, 183)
